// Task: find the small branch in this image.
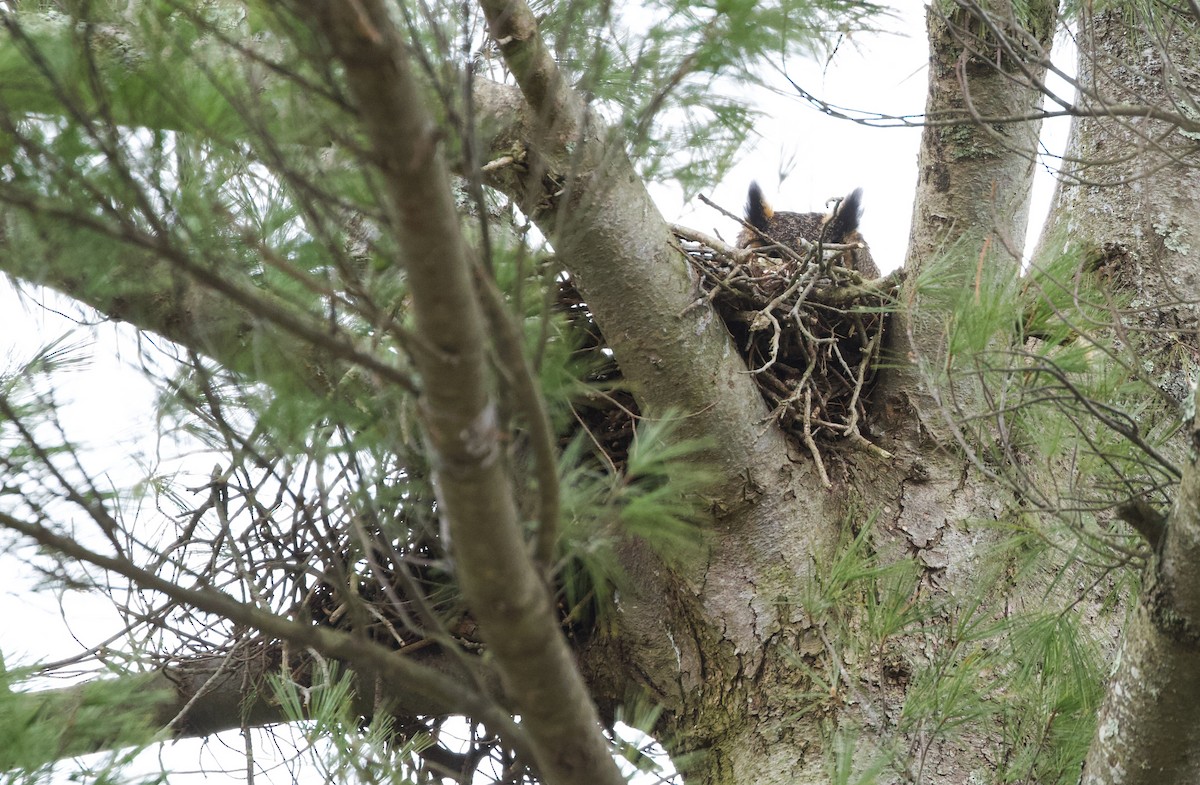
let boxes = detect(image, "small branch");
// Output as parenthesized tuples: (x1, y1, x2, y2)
(672, 229, 893, 465)
(305, 3, 625, 784)
(669, 223, 757, 266)
(474, 267, 562, 573)
(698, 193, 810, 265)
(802, 389, 833, 489)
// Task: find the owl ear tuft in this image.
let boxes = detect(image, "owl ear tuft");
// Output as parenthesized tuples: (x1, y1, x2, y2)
(745, 181, 774, 231)
(824, 188, 864, 242)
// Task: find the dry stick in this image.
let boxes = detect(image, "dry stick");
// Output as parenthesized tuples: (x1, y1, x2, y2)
(840, 316, 893, 460)
(746, 267, 822, 375)
(750, 308, 783, 375)
(760, 373, 797, 405)
(776, 357, 819, 418)
(844, 314, 892, 460)
(676, 248, 753, 316)
(677, 215, 892, 464)
(669, 223, 756, 266)
(680, 266, 743, 317)
(351, 516, 487, 692)
(802, 388, 832, 488)
(796, 317, 891, 458)
(474, 269, 562, 573)
(826, 321, 860, 382)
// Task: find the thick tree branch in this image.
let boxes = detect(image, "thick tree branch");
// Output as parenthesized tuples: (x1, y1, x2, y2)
(878, 0, 1056, 435)
(1081, 383, 1200, 784)
(294, 2, 625, 783)
(474, 0, 795, 497)
(476, 0, 583, 134)
(8, 642, 488, 770)
(904, 0, 1057, 275)
(0, 11, 785, 501)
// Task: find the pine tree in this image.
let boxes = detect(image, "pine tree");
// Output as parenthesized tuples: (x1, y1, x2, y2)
(1, 2, 1199, 785)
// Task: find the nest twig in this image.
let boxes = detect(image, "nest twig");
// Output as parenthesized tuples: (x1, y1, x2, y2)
(670, 224, 900, 484)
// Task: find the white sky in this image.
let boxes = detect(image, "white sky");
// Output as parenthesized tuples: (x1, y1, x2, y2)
(0, 2, 1075, 781)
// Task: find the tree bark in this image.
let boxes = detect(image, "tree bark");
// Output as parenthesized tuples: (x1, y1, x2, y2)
(905, 0, 1057, 275)
(600, 5, 1060, 784)
(6, 643, 500, 772)
(1048, 8, 1200, 784)
(884, 0, 1056, 435)
(475, 0, 801, 497)
(1034, 6, 1200, 407)
(879, 0, 1055, 589)
(1082, 381, 1200, 784)
(292, 2, 627, 783)
(472, 3, 852, 781)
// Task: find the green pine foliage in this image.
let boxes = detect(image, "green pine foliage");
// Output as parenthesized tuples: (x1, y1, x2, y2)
(0, 663, 165, 785)
(271, 663, 429, 785)
(911, 240, 1179, 564)
(588, 0, 889, 194)
(793, 516, 1108, 785)
(5, 3, 1129, 785)
(0, 0, 733, 735)
(557, 415, 713, 632)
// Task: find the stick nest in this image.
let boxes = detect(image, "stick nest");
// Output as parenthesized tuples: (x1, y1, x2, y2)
(677, 226, 898, 479)
(562, 226, 900, 484)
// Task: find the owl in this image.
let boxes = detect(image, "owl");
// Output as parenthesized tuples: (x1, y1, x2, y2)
(737, 182, 879, 279)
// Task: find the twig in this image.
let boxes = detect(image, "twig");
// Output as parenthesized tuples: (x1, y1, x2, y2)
(802, 388, 833, 488)
(697, 193, 810, 266)
(669, 223, 756, 265)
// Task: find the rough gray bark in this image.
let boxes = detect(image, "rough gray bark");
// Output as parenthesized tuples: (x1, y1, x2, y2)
(467, 3, 851, 784)
(6, 642, 502, 772)
(1039, 7, 1200, 784)
(1034, 6, 1200, 407)
(626, 5, 1056, 785)
(905, 1, 1057, 275)
(1082, 382, 1200, 785)
(881, 0, 1056, 581)
(886, 0, 1056, 451)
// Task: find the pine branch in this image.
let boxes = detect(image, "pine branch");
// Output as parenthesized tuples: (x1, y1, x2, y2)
(291, 2, 626, 783)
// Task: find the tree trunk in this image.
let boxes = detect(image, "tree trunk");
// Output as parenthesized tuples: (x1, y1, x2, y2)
(1042, 7, 1200, 784)
(620, 5, 1059, 784)
(906, 1, 1057, 275)
(1034, 6, 1200, 406)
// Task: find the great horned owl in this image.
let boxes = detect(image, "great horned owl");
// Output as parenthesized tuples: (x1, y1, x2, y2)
(736, 182, 879, 279)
